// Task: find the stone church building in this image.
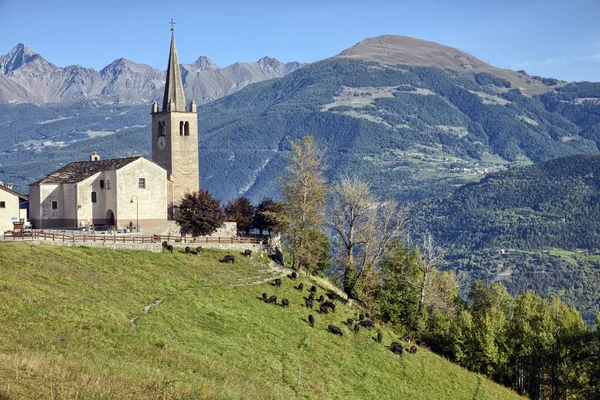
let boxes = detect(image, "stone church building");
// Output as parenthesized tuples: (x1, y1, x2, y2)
(29, 32, 199, 232)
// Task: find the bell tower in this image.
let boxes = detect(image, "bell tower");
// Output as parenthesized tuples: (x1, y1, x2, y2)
(151, 25, 199, 215)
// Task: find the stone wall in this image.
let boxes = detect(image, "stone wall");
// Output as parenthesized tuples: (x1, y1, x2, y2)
(7, 239, 265, 254)
(160, 220, 237, 236)
(18, 240, 162, 252)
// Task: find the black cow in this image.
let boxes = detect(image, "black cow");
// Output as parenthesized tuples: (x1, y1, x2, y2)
(360, 320, 374, 328)
(402, 334, 413, 343)
(319, 303, 329, 314)
(347, 318, 354, 327)
(266, 295, 277, 304)
(243, 249, 252, 257)
(328, 324, 343, 336)
(409, 345, 418, 354)
(296, 283, 304, 291)
(309, 285, 317, 293)
(390, 342, 403, 355)
(359, 314, 365, 321)
(221, 255, 235, 263)
(308, 314, 314, 327)
(416, 339, 422, 346)
(185, 246, 191, 254)
(164, 245, 173, 254)
(308, 293, 315, 301)
(326, 302, 336, 313)
(289, 271, 297, 280)
(270, 253, 284, 264)
(377, 332, 383, 343)
(274, 278, 282, 287)
(262, 292, 268, 302)
(353, 323, 360, 333)
(282, 298, 289, 307)
(305, 299, 314, 309)
(318, 295, 324, 303)
(162, 241, 168, 248)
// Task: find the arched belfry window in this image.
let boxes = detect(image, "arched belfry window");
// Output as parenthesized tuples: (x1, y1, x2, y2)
(184, 121, 190, 136)
(180, 121, 184, 136)
(159, 121, 166, 136)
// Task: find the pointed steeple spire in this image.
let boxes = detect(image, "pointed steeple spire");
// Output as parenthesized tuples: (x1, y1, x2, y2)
(162, 33, 186, 112)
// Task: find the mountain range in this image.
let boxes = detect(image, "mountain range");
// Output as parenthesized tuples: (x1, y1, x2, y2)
(0, 43, 302, 104)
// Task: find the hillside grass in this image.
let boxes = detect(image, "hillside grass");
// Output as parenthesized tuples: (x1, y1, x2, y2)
(0, 243, 523, 399)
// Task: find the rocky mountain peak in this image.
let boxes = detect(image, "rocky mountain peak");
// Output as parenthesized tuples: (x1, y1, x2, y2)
(335, 35, 490, 70)
(193, 56, 218, 71)
(0, 43, 302, 105)
(257, 56, 285, 74)
(0, 43, 54, 75)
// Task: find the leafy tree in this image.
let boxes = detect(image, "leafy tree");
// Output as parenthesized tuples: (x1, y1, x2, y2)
(278, 137, 327, 274)
(329, 177, 407, 299)
(313, 231, 332, 277)
(330, 177, 377, 296)
(224, 197, 255, 235)
(375, 242, 423, 329)
(176, 189, 226, 237)
(253, 197, 283, 236)
(417, 233, 447, 316)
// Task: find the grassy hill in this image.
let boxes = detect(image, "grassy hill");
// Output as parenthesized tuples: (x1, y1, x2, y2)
(409, 153, 600, 322)
(0, 243, 522, 399)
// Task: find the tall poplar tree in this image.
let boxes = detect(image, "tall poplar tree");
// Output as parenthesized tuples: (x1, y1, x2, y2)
(279, 136, 327, 274)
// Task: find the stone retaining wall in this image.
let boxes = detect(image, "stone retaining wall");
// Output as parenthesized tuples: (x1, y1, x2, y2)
(8, 239, 265, 254)
(19, 240, 162, 252)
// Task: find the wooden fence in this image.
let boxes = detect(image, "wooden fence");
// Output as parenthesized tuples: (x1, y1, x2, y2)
(2, 230, 264, 245)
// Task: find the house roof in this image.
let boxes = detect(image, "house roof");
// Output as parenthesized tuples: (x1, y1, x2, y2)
(31, 156, 143, 185)
(0, 184, 28, 200)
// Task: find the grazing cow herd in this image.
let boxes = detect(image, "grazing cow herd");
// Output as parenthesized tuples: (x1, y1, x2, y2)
(260, 273, 420, 357)
(160, 242, 254, 264)
(159, 242, 420, 357)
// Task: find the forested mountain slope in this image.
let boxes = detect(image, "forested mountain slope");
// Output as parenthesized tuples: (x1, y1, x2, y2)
(409, 153, 600, 321)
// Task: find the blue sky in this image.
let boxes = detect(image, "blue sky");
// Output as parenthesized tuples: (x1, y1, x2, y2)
(1, 0, 599, 82)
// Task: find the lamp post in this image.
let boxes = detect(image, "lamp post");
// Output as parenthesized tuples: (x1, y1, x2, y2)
(130, 195, 139, 233)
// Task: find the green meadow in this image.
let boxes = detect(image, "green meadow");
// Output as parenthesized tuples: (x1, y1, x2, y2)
(0, 243, 523, 399)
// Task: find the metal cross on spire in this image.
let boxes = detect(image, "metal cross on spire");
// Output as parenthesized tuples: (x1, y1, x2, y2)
(169, 18, 176, 32)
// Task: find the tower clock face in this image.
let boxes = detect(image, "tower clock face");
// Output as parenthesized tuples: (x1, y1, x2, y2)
(157, 136, 167, 150)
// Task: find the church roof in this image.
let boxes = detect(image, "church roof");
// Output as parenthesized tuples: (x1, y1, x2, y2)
(0, 184, 28, 200)
(31, 157, 143, 185)
(162, 34, 187, 112)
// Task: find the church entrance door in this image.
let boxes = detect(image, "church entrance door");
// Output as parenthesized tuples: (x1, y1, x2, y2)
(105, 209, 115, 227)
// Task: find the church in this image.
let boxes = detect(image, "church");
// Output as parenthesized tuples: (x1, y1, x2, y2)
(29, 30, 199, 232)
